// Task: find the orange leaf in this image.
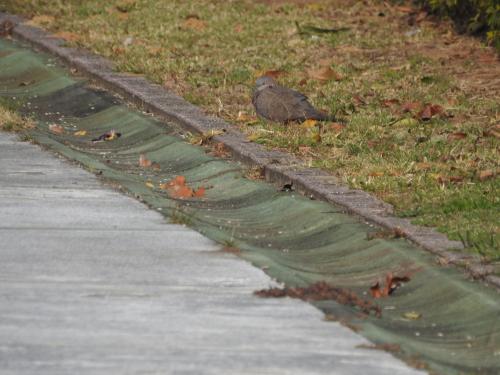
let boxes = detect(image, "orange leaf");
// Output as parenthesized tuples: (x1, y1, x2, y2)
(193, 187, 205, 197)
(139, 154, 152, 168)
(382, 99, 400, 107)
(329, 122, 345, 133)
(182, 16, 206, 31)
(48, 124, 64, 134)
(170, 185, 194, 199)
(369, 171, 384, 177)
(478, 170, 495, 181)
(173, 175, 186, 186)
(370, 282, 384, 298)
(307, 66, 342, 82)
(370, 272, 410, 298)
(447, 132, 467, 141)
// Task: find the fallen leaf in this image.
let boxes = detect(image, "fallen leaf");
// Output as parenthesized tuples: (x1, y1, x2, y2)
(307, 66, 342, 82)
(329, 122, 345, 133)
(302, 119, 318, 128)
(382, 98, 400, 107)
(401, 101, 421, 113)
(449, 176, 464, 183)
(395, 6, 414, 13)
(234, 24, 243, 33)
(193, 187, 205, 197)
(402, 311, 422, 320)
(92, 129, 121, 142)
(447, 132, 467, 141)
(145, 181, 155, 189)
(139, 153, 152, 168)
(48, 124, 64, 134)
(419, 104, 433, 120)
(419, 103, 444, 120)
(478, 170, 495, 181)
(370, 272, 410, 298)
(369, 171, 384, 177)
(182, 15, 206, 31)
(159, 175, 204, 199)
(261, 70, 286, 79)
(74, 130, 87, 136)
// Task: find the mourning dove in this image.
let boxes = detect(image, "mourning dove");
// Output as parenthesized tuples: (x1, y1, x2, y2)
(252, 76, 335, 123)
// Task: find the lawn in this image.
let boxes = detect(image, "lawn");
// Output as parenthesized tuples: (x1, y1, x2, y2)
(2, 0, 499, 259)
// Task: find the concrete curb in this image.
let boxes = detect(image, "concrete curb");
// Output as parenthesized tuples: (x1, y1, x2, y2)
(1, 13, 498, 289)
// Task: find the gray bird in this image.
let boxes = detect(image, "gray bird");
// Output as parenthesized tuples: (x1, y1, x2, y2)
(252, 76, 335, 123)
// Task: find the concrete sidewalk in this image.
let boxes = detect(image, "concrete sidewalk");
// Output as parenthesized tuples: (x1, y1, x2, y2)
(0, 132, 423, 374)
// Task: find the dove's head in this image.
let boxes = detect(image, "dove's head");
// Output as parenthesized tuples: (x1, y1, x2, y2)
(255, 76, 276, 91)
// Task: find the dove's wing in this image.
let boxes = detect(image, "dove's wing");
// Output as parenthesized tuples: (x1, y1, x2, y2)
(253, 84, 332, 123)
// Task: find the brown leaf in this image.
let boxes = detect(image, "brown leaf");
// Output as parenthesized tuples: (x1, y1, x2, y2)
(370, 272, 410, 298)
(159, 175, 204, 199)
(418, 103, 444, 120)
(370, 282, 384, 298)
(369, 171, 384, 177)
(382, 98, 400, 107)
(182, 16, 206, 31)
(139, 154, 152, 168)
(261, 70, 286, 79)
(329, 122, 345, 133)
(307, 66, 342, 82)
(447, 132, 467, 141)
(478, 170, 495, 181)
(48, 124, 64, 134)
(401, 101, 421, 113)
(193, 187, 205, 197)
(418, 104, 433, 120)
(234, 24, 243, 33)
(395, 6, 414, 13)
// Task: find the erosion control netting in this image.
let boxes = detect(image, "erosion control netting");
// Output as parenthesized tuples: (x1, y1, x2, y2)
(0, 38, 498, 374)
